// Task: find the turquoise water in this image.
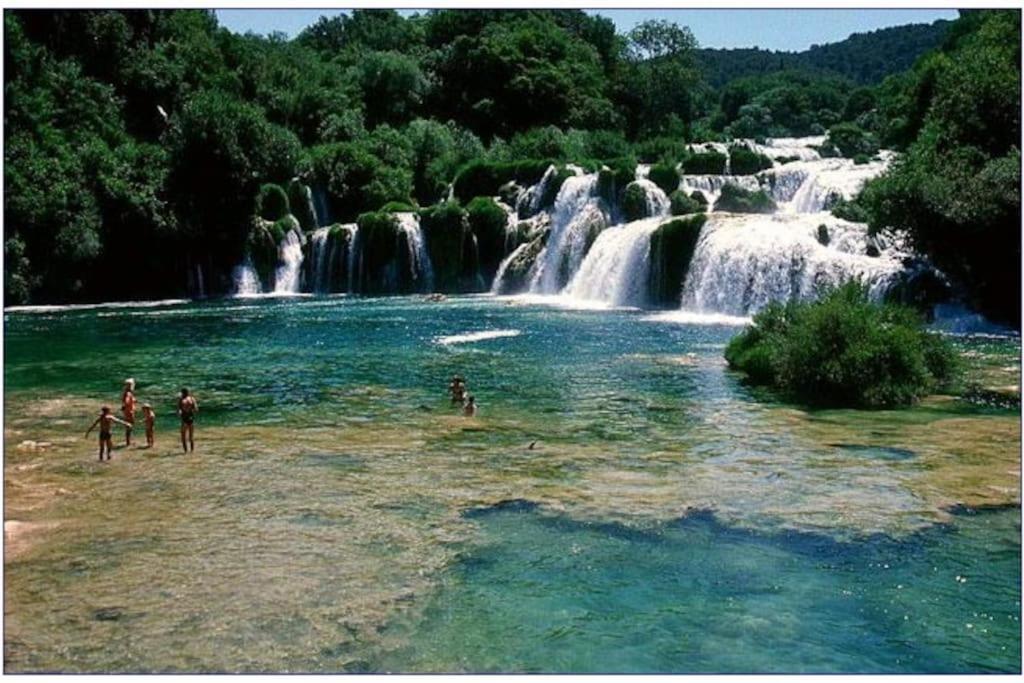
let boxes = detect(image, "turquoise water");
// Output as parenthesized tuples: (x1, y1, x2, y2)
(381, 503, 1019, 673)
(3, 295, 1020, 672)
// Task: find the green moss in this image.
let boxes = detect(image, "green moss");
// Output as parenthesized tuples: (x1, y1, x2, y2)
(713, 184, 777, 213)
(596, 156, 637, 205)
(647, 163, 680, 195)
(669, 190, 704, 216)
(420, 200, 476, 292)
(728, 145, 774, 175)
(452, 159, 555, 203)
(621, 182, 650, 221)
(286, 179, 317, 231)
(256, 183, 290, 222)
(538, 166, 574, 210)
(724, 282, 960, 408)
(354, 211, 401, 293)
(648, 215, 707, 307)
(381, 200, 418, 213)
(831, 198, 869, 223)
(466, 196, 511, 280)
(690, 190, 708, 206)
(682, 151, 727, 175)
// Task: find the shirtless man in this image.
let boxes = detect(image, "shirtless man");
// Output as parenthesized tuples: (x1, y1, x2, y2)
(463, 394, 478, 417)
(449, 376, 466, 405)
(121, 378, 137, 446)
(178, 388, 198, 453)
(85, 406, 132, 461)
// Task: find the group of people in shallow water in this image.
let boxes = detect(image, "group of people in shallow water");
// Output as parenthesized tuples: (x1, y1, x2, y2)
(85, 378, 198, 460)
(449, 375, 478, 416)
(85, 374, 473, 461)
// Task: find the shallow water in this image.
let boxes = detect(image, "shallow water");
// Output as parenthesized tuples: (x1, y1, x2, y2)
(3, 295, 1020, 672)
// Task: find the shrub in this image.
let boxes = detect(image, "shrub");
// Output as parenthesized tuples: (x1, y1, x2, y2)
(690, 190, 708, 206)
(669, 190, 703, 216)
(256, 183, 290, 221)
(287, 179, 318, 231)
(596, 157, 637, 204)
(622, 182, 650, 221)
(831, 197, 869, 223)
(728, 145, 774, 175)
(381, 200, 418, 212)
(647, 162, 680, 195)
(713, 183, 777, 213)
(452, 159, 553, 203)
(682, 151, 727, 175)
(826, 123, 880, 159)
(724, 281, 959, 408)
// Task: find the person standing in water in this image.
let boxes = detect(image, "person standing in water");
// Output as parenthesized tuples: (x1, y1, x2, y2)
(121, 378, 137, 447)
(449, 375, 466, 405)
(178, 388, 198, 453)
(463, 394, 478, 417)
(141, 403, 156, 448)
(85, 406, 132, 461)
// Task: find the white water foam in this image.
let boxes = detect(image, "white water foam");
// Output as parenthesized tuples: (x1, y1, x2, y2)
(435, 329, 522, 345)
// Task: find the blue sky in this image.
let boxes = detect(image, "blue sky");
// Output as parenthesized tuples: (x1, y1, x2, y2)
(214, 8, 957, 52)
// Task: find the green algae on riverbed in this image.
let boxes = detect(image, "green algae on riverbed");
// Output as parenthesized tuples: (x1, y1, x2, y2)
(4, 296, 1020, 672)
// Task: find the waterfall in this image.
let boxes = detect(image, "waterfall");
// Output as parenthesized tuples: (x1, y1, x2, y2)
(273, 228, 305, 294)
(347, 225, 360, 293)
(680, 175, 761, 208)
(516, 165, 560, 217)
(232, 257, 261, 296)
(632, 178, 671, 217)
(195, 264, 205, 299)
(680, 213, 909, 316)
(526, 173, 606, 293)
(309, 227, 331, 292)
(311, 186, 331, 227)
(563, 217, 664, 307)
(396, 212, 434, 293)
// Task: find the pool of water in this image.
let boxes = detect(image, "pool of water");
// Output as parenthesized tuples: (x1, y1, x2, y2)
(3, 295, 1020, 672)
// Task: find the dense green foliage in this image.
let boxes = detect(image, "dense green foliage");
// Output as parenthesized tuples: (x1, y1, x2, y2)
(669, 190, 704, 216)
(714, 184, 777, 213)
(857, 10, 1021, 324)
(725, 282, 958, 408)
(3, 8, 1015, 315)
(727, 145, 773, 175)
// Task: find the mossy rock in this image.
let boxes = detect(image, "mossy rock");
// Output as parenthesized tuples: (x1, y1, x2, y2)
(498, 181, 523, 207)
(690, 190, 708, 206)
(728, 145, 773, 175)
(648, 214, 707, 307)
(492, 229, 549, 294)
(647, 163, 680, 195)
(817, 224, 831, 246)
(354, 211, 407, 294)
(256, 183, 290, 222)
(595, 157, 637, 205)
(466, 197, 514, 283)
(245, 217, 279, 287)
(452, 159, 555, 203)
(621, 182, 651, 222)
(713, 184, 777, 214)
(537, 167, 574, 211)
(287, 179, 317, 231)
(682, 151, 727, 175)
(381, 200, 418, 213)
(420, 200, 478, 292)
(669, 190, 704, 216)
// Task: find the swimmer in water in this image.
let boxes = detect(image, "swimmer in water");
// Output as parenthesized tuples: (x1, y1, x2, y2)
(463, 394, 477, 417)
(141, 403, 156, 448)
(85, 406, 132, 461)
(178, 388, 198, 453)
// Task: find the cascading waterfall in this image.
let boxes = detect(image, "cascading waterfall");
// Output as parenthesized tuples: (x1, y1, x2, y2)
(232, 257, 261, 296)
(525, 174, 606, 293)
(273, 228, 305, 294)
(396, 212, 435, 293)
(680, 213, 908, 315)
(563, 217, 664, 307)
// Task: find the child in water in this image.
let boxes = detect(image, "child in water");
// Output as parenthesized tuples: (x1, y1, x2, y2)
(85, 406, 132, 461)
(463, 395, 478, 417)
(142, 403, 156, 448)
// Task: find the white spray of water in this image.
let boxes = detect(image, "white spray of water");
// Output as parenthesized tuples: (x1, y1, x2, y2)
(525, 174, 606, 293)
(396, 212, 435, 293)
(232, 257, 262, 297)
(563, 217, 665, 307)
(273, 228, 305, 294)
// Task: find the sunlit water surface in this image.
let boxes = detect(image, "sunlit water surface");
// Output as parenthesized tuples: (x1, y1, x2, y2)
(3, 295, 1020, 672)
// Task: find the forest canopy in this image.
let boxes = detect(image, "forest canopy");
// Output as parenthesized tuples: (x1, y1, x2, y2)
(3, 8, 1017, 320)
